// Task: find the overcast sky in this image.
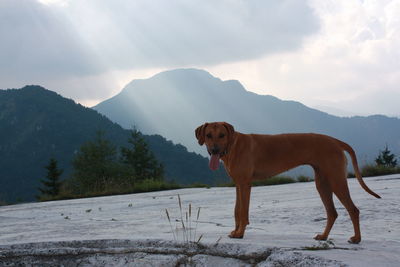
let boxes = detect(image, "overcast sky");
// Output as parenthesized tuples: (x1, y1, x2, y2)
(1, 0, 399, 117)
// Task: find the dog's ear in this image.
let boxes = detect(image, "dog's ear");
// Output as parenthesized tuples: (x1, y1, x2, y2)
(195, 123, 209, 146)
(222, 122, 235, 144)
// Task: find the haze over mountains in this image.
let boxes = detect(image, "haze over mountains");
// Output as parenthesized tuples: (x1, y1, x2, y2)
(94, 68, 400, 163)
(2, 69, 399, 202)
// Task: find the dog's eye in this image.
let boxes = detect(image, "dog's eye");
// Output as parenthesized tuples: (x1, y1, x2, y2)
(219, 133, 225, 138)
(206, 133, 212, 139)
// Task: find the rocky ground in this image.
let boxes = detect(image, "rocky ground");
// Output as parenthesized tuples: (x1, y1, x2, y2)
(1, 174, 399, 266)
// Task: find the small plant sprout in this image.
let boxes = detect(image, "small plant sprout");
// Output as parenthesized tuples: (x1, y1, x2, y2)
(165, 194, 203, 245)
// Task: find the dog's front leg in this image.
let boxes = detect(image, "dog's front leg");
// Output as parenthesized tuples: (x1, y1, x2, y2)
(230, 185, 240, 236)
(229, 183, 251, 238)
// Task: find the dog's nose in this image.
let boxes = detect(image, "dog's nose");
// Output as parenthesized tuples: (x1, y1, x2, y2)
(211, 147, 220, 155)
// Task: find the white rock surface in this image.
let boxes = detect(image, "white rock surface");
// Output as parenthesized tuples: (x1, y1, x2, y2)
(0, 174, 399, 266)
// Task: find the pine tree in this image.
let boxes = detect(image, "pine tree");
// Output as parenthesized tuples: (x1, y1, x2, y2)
(38, 158, 63, 199)
(121, 128, 164, 182)
(72, 130, 121, 193)
(375, 145, 397, 168)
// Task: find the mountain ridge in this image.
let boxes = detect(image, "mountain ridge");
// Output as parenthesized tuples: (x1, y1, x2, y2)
(94, 68, 400, 162)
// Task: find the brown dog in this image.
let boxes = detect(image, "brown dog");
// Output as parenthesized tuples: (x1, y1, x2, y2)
(195, 122, 381, 244)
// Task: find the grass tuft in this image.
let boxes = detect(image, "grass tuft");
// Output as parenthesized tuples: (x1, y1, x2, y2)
(297, 175, 313, 182)
(38, 179, 181, 202)
(218, 175, 296, 187)
(361, 164, 400, 177)
(165, 195, 203, 246)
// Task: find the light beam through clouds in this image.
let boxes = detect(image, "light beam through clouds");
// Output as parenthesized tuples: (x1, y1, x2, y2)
(0, 0, 399, 117)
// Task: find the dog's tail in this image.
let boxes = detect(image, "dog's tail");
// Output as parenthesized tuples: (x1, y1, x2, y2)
(338, 140, 381, 199)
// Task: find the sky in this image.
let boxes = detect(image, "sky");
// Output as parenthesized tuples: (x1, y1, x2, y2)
(1, 0, 399, 117)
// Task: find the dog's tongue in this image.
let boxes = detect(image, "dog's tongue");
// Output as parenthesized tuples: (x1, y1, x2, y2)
(209, 154, 220, 171)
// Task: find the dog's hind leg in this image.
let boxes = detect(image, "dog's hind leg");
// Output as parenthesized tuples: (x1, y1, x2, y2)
(324, 157, 361, 244)
(332, 179, 361, 244)
(314, 170, 338, 241)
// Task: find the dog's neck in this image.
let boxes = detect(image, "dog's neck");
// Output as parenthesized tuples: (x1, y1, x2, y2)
(221, 132, 240, 163)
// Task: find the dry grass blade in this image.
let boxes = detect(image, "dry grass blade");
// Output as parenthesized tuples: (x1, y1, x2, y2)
(196, 234, 203, 244)
(178, 194, 182, 211)
(197, 207, 201, 220)
(214, 236, 222, 246)
(165, 209, 171, 222)
(189, 204, 192, 242)
(181, 219, 186, 230)
(194, 207, 201, 242)
(165, 209, 176, 241)
(177, 194, 186, 242)
(186, 211, 189, 243)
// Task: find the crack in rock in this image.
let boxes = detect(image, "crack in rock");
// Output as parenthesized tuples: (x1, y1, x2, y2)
(0, 239, 346, 266)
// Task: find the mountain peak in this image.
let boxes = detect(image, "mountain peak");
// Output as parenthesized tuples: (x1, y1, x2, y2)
(21, 85, 47, 90)
(1, 85, 46, 94)
(0, 85, 65, 102)
(151, 68, 217, 80)
(124, 68, 223, 91)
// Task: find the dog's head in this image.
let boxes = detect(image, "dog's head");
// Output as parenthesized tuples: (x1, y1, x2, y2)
(195, 122, 235, 170)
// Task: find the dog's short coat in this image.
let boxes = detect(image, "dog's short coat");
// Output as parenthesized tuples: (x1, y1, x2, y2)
(195, 122, 381, 243)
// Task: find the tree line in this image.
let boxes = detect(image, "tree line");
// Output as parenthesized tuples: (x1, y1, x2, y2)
(37, 128, 175, 201)
(38, 137, 400, 201)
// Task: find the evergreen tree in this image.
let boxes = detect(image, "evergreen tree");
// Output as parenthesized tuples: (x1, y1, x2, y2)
(37, 158, 63, 199)
(121, 128, 164, 182)
(375, 145, 397, 168)
(72, 130, 121, 193)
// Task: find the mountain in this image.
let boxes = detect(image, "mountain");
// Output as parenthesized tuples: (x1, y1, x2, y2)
(94, 68, 400, 162)
(0, 86, 227, 203)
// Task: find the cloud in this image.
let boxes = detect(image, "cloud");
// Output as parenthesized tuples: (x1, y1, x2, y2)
(0, 0, 318, 80)
(0, 0, 99, 79)
(5, 0, 397, 117)
(208, 0, 400, 117)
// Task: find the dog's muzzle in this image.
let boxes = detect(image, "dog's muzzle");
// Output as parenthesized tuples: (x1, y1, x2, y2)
(208, 147, 228, 171)
(207, 147, 228, 157)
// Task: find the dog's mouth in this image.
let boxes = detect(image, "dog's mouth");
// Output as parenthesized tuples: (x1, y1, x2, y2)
(209, 154, 220, 171)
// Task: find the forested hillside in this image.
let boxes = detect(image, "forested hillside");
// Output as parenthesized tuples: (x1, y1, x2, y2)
(0, 86, 227, 202)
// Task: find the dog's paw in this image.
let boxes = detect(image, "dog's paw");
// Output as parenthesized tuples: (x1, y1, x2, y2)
(314, 234, 327, 241)
(229, 230, 244, 239)
(348, 236, 361, 244)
